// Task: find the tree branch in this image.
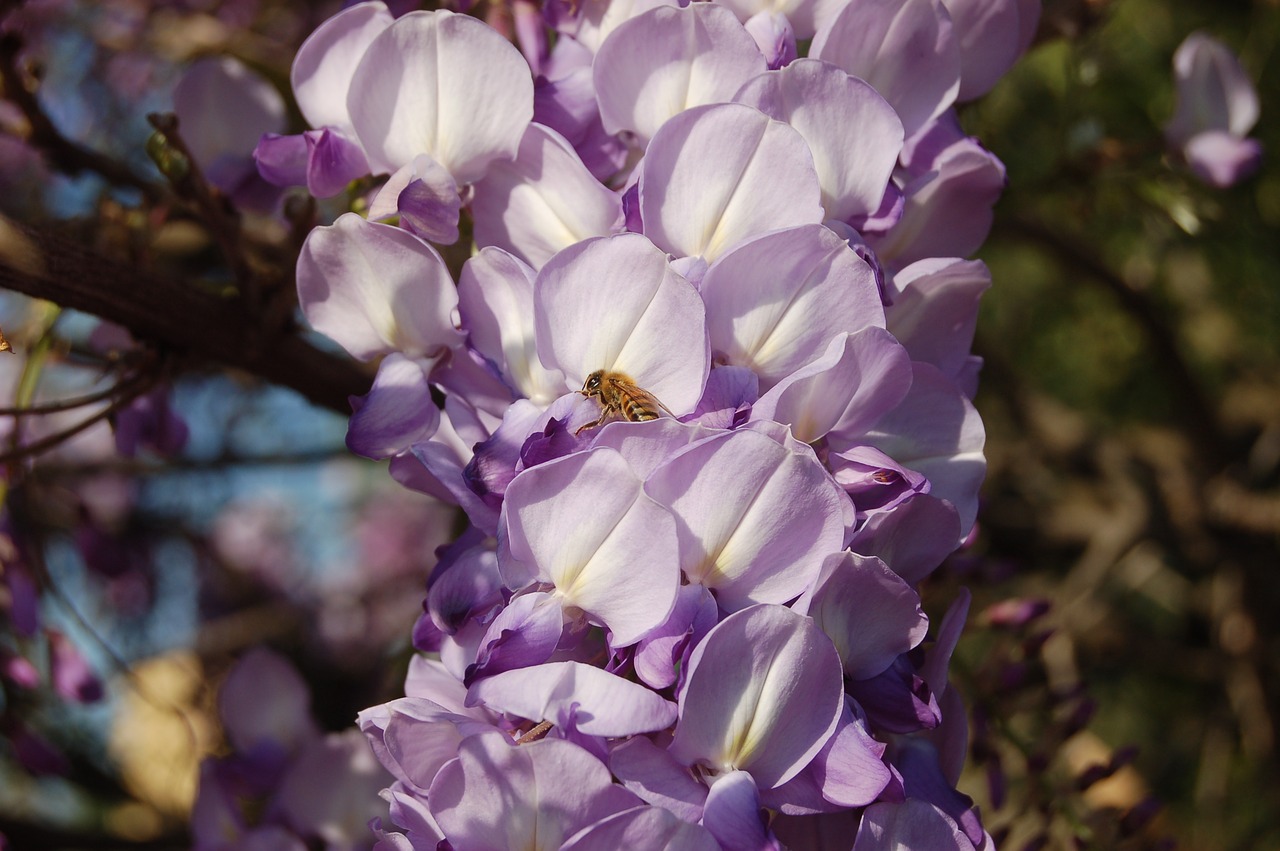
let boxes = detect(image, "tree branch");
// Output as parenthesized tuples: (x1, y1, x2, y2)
(0, 220, 369, 414)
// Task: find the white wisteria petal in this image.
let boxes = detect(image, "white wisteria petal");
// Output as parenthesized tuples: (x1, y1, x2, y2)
(735, 59, 904, 222)
(640, 103, 823, 262)
(471, 123, 624, 269)
(296, 213, 461, 361)
(811, 0, 960, 139)
(502, 448, 681, 646)
(670, 604, 844, 789)
(753, 328, 913, 444)
(593, 3, 767, 143)
(458, 247, 566, 405)
(292, 0, 394, 132)
(534, 233, 709, 413)
(701, 224, 884, 391)
(562, 0, 684, 53)
(645, 429, 849, 611)
(468, 662, 678, 736)
(347, 10, 533, 181)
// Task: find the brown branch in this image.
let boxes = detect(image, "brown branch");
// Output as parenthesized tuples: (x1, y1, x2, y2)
(0, 220, 370, 415)
(0, 33, 164, 204)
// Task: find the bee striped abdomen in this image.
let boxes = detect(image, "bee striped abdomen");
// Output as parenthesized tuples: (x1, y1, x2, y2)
(576, 369, 668, 434)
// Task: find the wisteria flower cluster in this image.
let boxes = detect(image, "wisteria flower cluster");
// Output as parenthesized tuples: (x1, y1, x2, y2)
(264, 0, 1035, 847)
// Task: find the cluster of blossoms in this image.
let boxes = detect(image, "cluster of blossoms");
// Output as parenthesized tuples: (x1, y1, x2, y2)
(257, 0, 1038, 847)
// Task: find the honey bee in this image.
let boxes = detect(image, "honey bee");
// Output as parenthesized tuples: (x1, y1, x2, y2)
(576, 370, 672, 435)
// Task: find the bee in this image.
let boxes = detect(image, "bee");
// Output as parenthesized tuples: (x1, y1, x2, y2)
(575, 370, 672, 435)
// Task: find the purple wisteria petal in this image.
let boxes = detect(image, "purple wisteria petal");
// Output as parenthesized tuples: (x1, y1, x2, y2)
(871, 134, 1006, 269)
(275, 729, 389, 847)
(920, 587, 970, 699)
(502, 447, 681, 645)
(886, 258, 991, 388)
(471, 123, 625, 268)
(828, 444, 931, 519)
(700, 771, 772, 851)
(610, 736, 709, 822)
(632, 582, 719, 689)
(345, 353, 439, 459)
(744, 11, 797, 70)
(810, 0, 960, 139)
(593, 3, 766, 143)
(735, 59, 904, 222)
(562, 806, 721, 851)
(361, 697, 472, 791)
(303, 127, 371, 197)
(219, 648, 317, 755)
(797, 552, 929, 680)
(347, 10, 533, 182)
(464, 399, 546, 510)
(1166, 32, 1260, 148)
(467, 661, 678, 736)
(47, 632, 102, 703)
(254, 132, 309, 187)
(587, 418, 723, 478)
(946, 0, 1035, 101)
(847, 657, 941, 733)
(688, 365, 758, 428)
(752, 328, 913, 445)
(852, 799, 975, 851)
(383, 787, 446, 847)
(860, 362, 985, 539)
(714, 0, 846, 39)
(639, 103, 824, 262)
(458, 247, 566, 404)
(291, 0, 394, 132)
(808, 706, 891, 807)
(296, 213, 462, 361)
(425, 533, 503, 635)
(173, 57, 286, 185)
(399, 433, 501, 535)
(700, 225, 885, 391)
(534, 65, 631, 182)
(367, 155, 453, 222)
(1183, 130, 1263, 188)
(847, 493, 961, 584)
(534, 234, 709, 413)
(429, 733, 642, 849)
(761, 702, 890, 812)
(469, 590, 566, 679)
(645, 429, 850, 611)
(404, 656, 473, 712)
(895, 738, 985, 846)
(671, 605, 844, 789)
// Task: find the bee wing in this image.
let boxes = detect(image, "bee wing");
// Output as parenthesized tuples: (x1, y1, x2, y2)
(607, 376, 675, 418)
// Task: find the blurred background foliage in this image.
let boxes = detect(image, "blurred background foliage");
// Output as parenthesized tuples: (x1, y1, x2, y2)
(0, 0, 1277, 848)
(949, 0, 1280, 848)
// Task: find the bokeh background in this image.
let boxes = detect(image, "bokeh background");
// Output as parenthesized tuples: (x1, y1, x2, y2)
(0, 0, 1277, 848)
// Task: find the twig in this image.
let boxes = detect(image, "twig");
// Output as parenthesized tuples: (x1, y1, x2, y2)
(146, 112, 258, 318)
(0, 371, 145, 415)
(0, 373, 154, 466)
(0, 33, 164, 203)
